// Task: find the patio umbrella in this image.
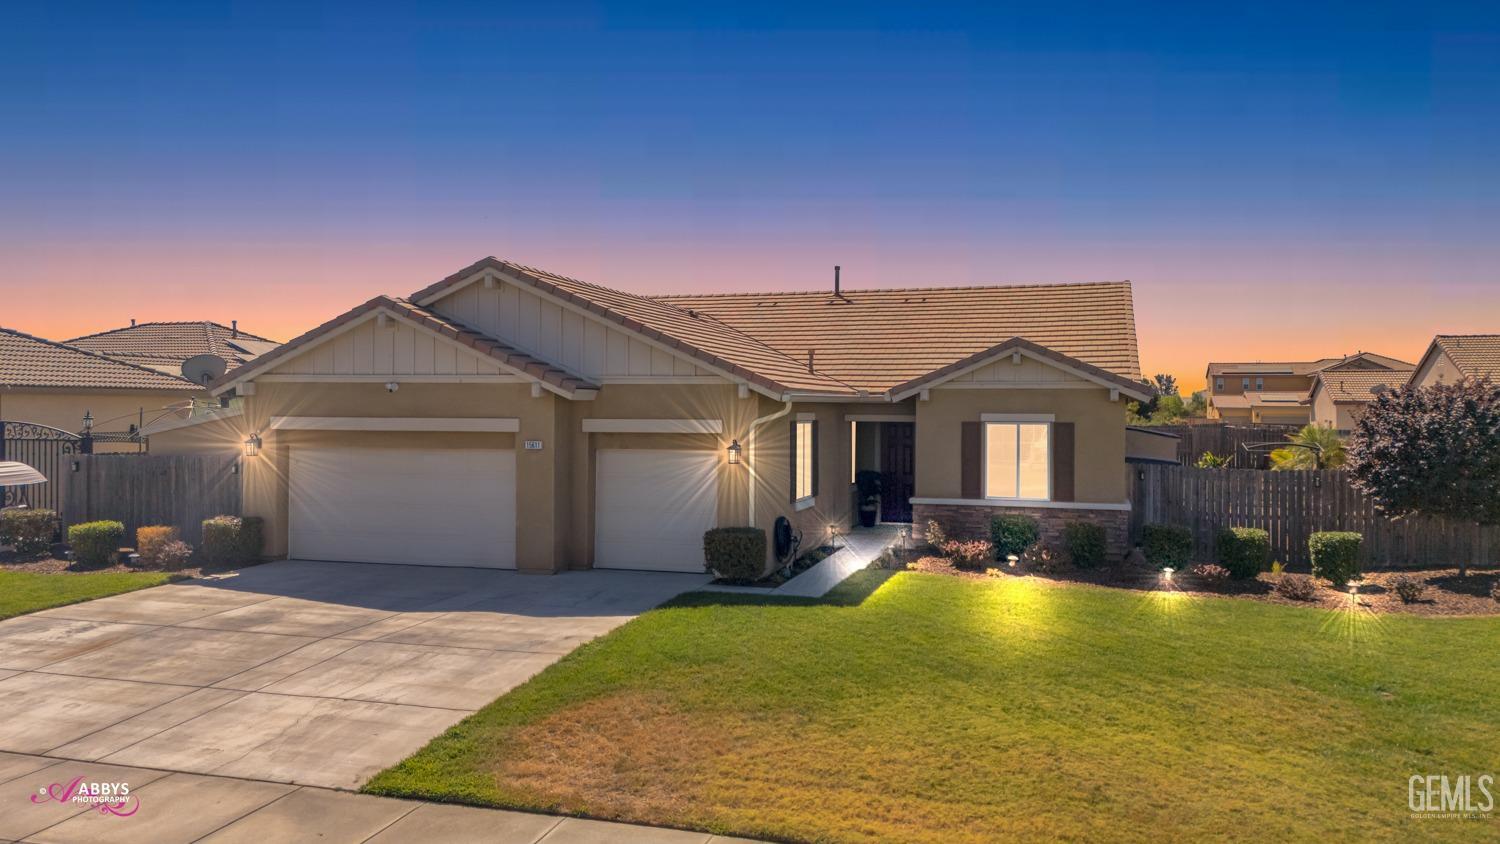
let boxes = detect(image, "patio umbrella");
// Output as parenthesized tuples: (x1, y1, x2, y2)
(0, 461, 47, 486)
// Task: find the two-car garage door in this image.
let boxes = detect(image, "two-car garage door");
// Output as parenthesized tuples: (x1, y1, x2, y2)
(289, 445, 517, 568)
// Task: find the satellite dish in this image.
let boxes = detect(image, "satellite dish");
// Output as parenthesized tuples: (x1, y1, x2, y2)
(182, 354, 228, 385)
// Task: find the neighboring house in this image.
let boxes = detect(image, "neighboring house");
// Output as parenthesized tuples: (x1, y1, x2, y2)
(1205, 352, 1412, 424)
(67, 320, 279, 381)
(1408, 334, 1500, 388)
(1308, 367, 1414, 433)
(145, 257, 1149, 574)
(0, 326, 204, 438)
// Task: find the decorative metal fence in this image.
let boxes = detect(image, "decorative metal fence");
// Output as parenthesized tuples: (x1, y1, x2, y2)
(1129, 465, 1498, 569)
(0, 421, 82, 511)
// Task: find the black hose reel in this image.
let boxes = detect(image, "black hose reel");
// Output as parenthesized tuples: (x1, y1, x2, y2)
(774, 516, 802, 566)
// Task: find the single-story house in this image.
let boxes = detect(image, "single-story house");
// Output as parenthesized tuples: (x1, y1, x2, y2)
(1408, 334, 1500, 388)
(0, 326, 204, 438)
(67, 320, 280, 380)
(145, 258, 1149, 574)
(1308, 366, 1414, 433)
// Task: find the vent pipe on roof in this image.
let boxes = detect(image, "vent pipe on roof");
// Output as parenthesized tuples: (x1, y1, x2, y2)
(231, 320, 238, 338)
(130, 318, 136, 327)
(834, 265, 841, 296)
(808, 349, 816, 373)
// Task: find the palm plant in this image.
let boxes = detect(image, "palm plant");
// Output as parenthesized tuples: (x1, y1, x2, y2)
(1269, 424, 1346, 470)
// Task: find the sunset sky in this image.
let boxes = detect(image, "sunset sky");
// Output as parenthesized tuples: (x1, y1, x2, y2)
(3, 2, 1497, 390)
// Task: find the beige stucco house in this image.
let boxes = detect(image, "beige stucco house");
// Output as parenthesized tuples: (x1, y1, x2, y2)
(146, 258, 1149, 575)
(1308, 366, 1414, 433)
(1205, 352, 1412, 424)
(1408, 335, 1500, 388)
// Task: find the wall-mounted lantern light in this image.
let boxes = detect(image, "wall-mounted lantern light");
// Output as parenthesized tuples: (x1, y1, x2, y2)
(726, 439, 742, 465)
(244, 433, 262, 458)
(81, 411, 93, 435)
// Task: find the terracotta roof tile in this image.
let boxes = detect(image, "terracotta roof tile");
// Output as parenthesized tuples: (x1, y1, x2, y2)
(1434, 335, 1500, 381)
(67, 321, 279, 369)
(0, 327, 203, 392)
(1313, 368, 1414, 403)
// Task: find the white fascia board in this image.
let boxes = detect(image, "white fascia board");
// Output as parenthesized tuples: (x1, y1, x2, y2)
(581, 418, 723, 434)
(269, 416, 520, 432)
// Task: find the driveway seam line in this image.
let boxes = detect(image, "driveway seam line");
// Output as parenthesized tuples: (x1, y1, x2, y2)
(352, 800, 425, 844)
(22, 668, 479, 713)
(37, 685, 245, 759)
(182, 782, 303, 844)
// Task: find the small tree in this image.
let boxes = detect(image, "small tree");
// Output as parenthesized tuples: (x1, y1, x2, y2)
(1153, 373, 1179, 397)
(1347, 379, 1500, 576)
(1269, 424, 1346, 470)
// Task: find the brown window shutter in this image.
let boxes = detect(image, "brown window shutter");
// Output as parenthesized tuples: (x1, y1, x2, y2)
(1052, 422, 1075, 502)
(789, 419, 798, 503)
(811, 420, 819, 497)
(960, 421, 981, 499)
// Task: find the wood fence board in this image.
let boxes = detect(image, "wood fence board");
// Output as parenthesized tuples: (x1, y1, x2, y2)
(62, 454, 241, 546)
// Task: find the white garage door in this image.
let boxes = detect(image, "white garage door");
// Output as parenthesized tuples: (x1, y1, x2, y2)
(289, 445, 516, 568)
(595, 449, 718, 572)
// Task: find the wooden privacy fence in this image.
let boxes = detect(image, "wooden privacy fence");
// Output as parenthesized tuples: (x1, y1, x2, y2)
(62, 454, 241, 545)
(1149, 422, 1302, 469)
(1129, 465, 1498, 569)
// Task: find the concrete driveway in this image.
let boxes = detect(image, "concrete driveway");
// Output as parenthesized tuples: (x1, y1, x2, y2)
(0, 560, 709, 790)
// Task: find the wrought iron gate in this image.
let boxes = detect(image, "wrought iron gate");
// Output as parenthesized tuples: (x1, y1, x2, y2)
(0, 421, 82, 511)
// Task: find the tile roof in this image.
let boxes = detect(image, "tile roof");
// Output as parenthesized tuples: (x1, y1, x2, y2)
(0, 327, 203, 392)
(660, 280, 1141, 393)
(413, 258, 858, 394)
(208, 297, 599, 397)
(1313, 368, 1414, 403)
(67, 321, 279, 371)
(1434, 335, 1500, 381)
(887, 336, 1150, 400)
(1243, 391, 1310, 405)
(1207, 352, 1412, 377)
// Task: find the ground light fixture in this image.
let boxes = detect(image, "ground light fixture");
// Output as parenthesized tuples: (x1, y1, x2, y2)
(726, 439, 741, 465)
(244, 432, 262, 457)
(1007, 554, 1019, 568)
(1161, 566, 1175, 581)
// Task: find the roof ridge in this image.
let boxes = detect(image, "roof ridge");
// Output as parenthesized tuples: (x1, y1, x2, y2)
(0, 325, 200, 386)
(66, 320, 277, 345)
(656, 279, 1134, 299)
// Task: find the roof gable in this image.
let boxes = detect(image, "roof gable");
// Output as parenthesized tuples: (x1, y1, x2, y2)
(1312, 368, 1413, 403)
(67, 321, 278, 369)
(888, 337, 1150, 401)
(0, 327, 202, 392)
(1433, 335, 1500, 381)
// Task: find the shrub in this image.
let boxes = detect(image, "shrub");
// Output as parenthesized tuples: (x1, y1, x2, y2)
(1024, 544, 1066, 574)
(1309, 531, 1363, 587)
(1216, 527, 1270, 579)
(989, 514, 1040, 560)
(940, 538, 994, 570)
(1191, 563, 1230, 585)
(1491, 579, 1500, 604)
(1140, 524, 1192, 570)
(135, 525, 179, 567)
(1062, 521, 1107, 569)
(924, 520, 948, 550)
(202, 515, 264, 566)
(151, 539, 194, 571)
(1196, 452, 1231, 469)
(1391, 574, 1427, 605)
(703, 527, 767, 582)
(68, 520, 124, 568)
(1274, 573, 1318, 601)
(0, 508, 58, 556)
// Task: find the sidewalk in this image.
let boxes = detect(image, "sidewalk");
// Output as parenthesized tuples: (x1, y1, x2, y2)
(1, 751, 760, 844)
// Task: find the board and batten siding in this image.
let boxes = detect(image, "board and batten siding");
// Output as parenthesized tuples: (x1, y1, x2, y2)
(944, 355, 1089, 386)
(268, 315, 509, 377)
(432, 280, 719, 380)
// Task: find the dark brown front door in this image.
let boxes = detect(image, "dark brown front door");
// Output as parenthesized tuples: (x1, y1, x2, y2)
(880, 422, 915, 523)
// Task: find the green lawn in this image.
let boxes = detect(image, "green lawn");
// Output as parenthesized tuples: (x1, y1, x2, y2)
(365, 572, 1500, 843)
(0, 570, 176, 621)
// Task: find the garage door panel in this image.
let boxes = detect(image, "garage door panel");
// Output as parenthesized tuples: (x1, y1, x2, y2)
(290, 446, 516, 568)
(595, 450, 718, 573)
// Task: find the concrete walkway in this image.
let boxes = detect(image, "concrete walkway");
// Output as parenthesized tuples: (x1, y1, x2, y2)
(701, 524, 904, 599)
(0, 561, 708, 789)
(0, 751, 759, 843)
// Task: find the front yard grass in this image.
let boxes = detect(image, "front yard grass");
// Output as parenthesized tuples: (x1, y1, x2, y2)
(0, 569, 176, 621)
(366, 571, 1500, 843)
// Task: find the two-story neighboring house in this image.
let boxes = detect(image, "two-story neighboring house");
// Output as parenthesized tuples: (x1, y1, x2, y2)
(1205, 352, 1413, 425)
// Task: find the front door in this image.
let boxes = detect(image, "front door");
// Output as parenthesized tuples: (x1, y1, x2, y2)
(880, 422, 915, 523)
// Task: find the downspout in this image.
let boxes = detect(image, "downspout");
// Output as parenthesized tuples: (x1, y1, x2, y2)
(745, 396, 794, 528)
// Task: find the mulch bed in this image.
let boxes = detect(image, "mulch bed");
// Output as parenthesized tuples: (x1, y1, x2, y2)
(894, 550, 1500, 617)
(1, 544, 247, 579)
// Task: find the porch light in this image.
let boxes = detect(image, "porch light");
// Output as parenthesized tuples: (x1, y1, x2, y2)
(81, 411, 93, 434)
(726, 439, 742, 465)
(244, 432, 262, 458)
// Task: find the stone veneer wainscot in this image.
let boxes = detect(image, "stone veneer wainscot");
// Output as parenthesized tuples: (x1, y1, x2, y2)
(912, 501, 1130, 561)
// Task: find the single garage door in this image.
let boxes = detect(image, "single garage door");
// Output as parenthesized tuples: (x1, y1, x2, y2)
(595, 449, 718, 572)
(289, 445, 516, 568)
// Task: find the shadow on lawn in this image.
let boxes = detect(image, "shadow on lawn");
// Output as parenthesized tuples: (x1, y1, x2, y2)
(672, 568, 897, 609)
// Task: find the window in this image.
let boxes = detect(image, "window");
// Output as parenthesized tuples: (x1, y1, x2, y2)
(1215, 377, 1224, 391)
(984, 421, 1050, 500)
(1241, 377, 1251, 390)
(849, 420, 857, 483)
(1255, 377, 1264, 391)
(794, 419, 816, 503)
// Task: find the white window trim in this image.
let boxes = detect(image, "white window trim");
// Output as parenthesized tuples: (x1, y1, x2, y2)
(912, 497, 1131, 512)
(981, 417, 1052, 503)
(794, 496, 816, 511)
(793, 419, 816, 502)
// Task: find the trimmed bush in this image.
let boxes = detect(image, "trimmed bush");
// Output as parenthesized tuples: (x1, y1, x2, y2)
(151, 539, 194, 571)
(940, 538, 994, 570)
(1191, 563, 1230, 585)
(202, 515, 264, 566)
(1309, 531, 1362, 587)
(68, 520, 124, 568)
(1391, 574, 1427, 605)
(1141, 524, 1192, 570)
(1274, 573, 1317, 601)
(0, 508, 58, 556)
(989, 514, 1040, 561)
(1062, 521, 1107, 569)
(1216, 527, 1270, 579)
(136, 526, 179, 568)
(704, 527, 767, 583)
